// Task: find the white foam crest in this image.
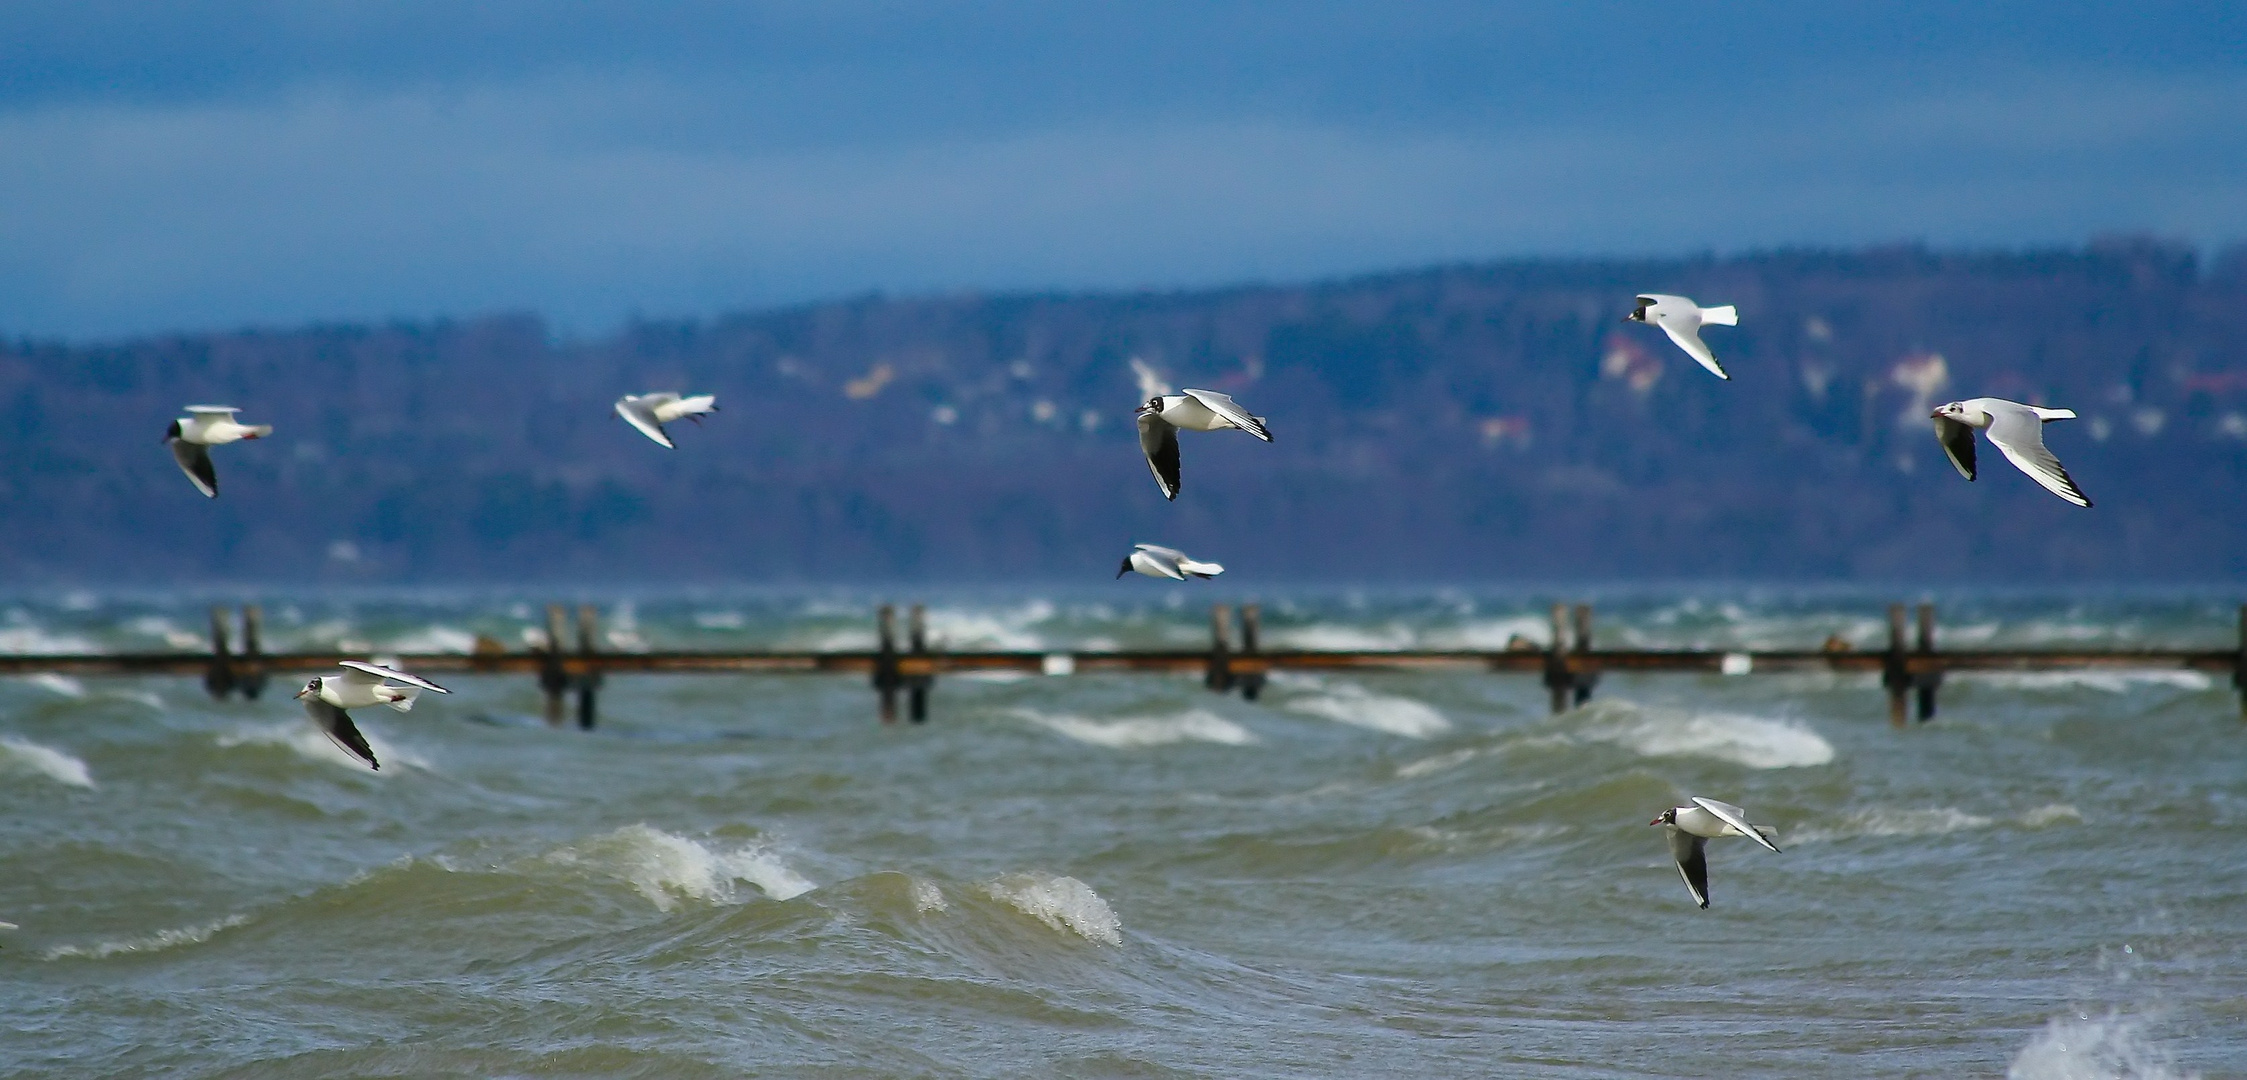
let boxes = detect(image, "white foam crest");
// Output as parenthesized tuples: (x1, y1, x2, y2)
(2007, 1012, 2198, 1080)
(1014, 708, 1257, 748)
(1394, 747, 1481, 779)
(692, 610, 747, 630)
(1792, 807, 1994, 843)
(383, 625, 478, 654)
(217, 720, 430, 774)
(0, 625, 98, 654)
(984, 873, 1122, 945)
(1269, 623, 1416, 651)
(44, 914, 249, 960)
(910, 878, 947, 913)
(800, 628, 878, 651)
(1424, 615, 1551, 650)
(922, 600, 1058, 650)
(1962, 670, 2212, 693)
(1278, 678, 1450, 738)
(546, 824, 814, 912)
(2020, 804, 2084, 828)
(25, 673, 85, 697)
(1576, 702, 1834, 769)
(0, 737, 95, 788)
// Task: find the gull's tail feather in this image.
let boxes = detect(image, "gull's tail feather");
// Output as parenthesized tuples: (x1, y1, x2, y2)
(1700, 305, 1738, 326)
(1179, 560, 1225, 578)
(383, 688, 420, 713)
(244, 425, 273, 438)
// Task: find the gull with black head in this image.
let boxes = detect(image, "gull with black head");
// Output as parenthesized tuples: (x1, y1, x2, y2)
(1930, 397, 2092, 507)
(615, 392, 719, 449)
(1624, 294, 1738, 380)
(163, 405, 272, 498)
(1651, 796, 1782, 909)
(1136, 388, 1272, 500)
(294, 661, 451, 771)
(1116, 543, 1225, 581)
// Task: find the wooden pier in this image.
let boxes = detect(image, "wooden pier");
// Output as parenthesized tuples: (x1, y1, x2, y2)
(4, 602, 2243, 727)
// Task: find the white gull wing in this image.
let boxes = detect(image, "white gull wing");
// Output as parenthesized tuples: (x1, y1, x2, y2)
(1137, 409, 1181, 500)
(651, 394, 717, 424)
(1666, 827, 1710, 908)
(185, 405, 241, 417)
(168, 439, 218, 497)
(1932, 415, 1978, 481)
(1656, 317, 1729, 380)
(1179, 388, 1272, 441)
(1982, 400, 2092, 507)
(1134, 543, 1189, 560)
(614, 396, 675, 448)
(337, 660, 452, 694)
(304, 698, 379, 770)
(1175, 558, 1224, 578)
(1128, 549, 1188, 580)
(1692, 797, 1781, 853)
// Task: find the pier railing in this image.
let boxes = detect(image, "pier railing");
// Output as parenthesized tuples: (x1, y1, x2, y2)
(5, 602, 2242, 728)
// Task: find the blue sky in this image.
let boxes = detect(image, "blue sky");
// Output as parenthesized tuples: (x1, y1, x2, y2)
(2, 1, 2242, 338)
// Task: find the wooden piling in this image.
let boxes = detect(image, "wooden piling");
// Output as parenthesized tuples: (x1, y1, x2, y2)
(905, 604, 932, 723)
(203, 606, 235, 701)
(574, 605, 603, 730)
(1571, 603, 1599, 706)
(1883, 603, 1909, 727)
(1544, 602, 1573, 714)
(1205, 605, 1234, 693)
(2236, 603, 2247, 721)
(1236, 604, 1267, 701)
(237, 605, 268, 701)
(1914, 602, 1941, 722)
(873, 605, 900, 723)
(540, 604, 569, 726)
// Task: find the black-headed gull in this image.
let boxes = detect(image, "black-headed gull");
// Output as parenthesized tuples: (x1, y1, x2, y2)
(1651, 796, 1781, 908)
(163, 405, 271, 498)
(615, 392, 719, 449)
(293, 660, 451, 770)
(1930, 398, 2092, 507)
(1116, 543, 1225, 581)
(1624, 294, 1738, 380)
(1136, 388, 1272, 500)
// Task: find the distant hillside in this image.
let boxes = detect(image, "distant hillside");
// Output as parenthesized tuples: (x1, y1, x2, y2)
(5, 239, 2245, 585)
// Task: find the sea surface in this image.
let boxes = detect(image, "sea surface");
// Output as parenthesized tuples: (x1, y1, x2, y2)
(2, 587, 2243, 1078)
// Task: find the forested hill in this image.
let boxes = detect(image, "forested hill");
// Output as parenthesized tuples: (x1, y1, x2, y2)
(6, 239, 2246, 585)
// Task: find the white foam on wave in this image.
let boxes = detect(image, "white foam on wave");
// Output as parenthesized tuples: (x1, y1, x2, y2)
(0, 625, 98, 654)
(44, 914, 249, 961)
(0, 737, 95, 788)
(1275, 676, 1451, 738)
(25, 673, 85, 697)
(1014, 707, 1256, 748)
(2008, 1012, 2198, 1080)
(1793, 803, 2082, 843)
(923, 600, 1057, 650)
(1574, 701, 1835, 769)
(693, 610, 747, 630)
(217, 720, 432, 774)
(1962, 670, 2213, 693)
(984, 873, 1122, 945)
(910, 878, 947, 913)
(1424, 615, 1552, 650)
(545, 824, 815, 912)
(1269, 623, 1416, 651)
(384, 625, 478, 654)
(1394, 747, 1482, 779)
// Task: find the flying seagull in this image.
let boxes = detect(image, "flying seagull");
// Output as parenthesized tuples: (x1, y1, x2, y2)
(1116, 543, 1225, 581)
(294, 660, 451, 771)
(1136, 388, 1272, 500)
(1624, 294, 1738, 380)
(1930, 398, 2092, 507)
(1651, 796, 1782, 909)
(163, 406, 272, 498)
(615, 392, 719, 449)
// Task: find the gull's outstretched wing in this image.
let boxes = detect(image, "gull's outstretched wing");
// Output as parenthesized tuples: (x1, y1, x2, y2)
(1658, 320, 1729, 380)
(169, 439, 218, 498)
(1138, 410, 1181, 500)
(1986, 405, 2091, 507)
(615, 397, 675, 448)
(304, 699, 379, 770)
(1693, 797, 1782, 853)
(338, 660, 452, 694)
(1667, 827, 1710, 908)
(1933, 415, 1978, 481)
(1134, 543, 1189, 560)
(185, 405, 241, 417)
(1180, 388, 1273, 441)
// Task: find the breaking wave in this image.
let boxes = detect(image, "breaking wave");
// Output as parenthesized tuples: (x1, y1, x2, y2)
(1961, 670, 2212, 693)
(0, 736, 95, 788)
(1014, 708, 1256, 748)
(1274, 676, 1450, 738)
(1793, 803, 2081, 843)
(44, 914, 250, 961)
(2008, 1012, 2198, 1080)
(544, 824, 815, 911)
(1572, 700, 1835, 769)
(982, 873, 1122, 945)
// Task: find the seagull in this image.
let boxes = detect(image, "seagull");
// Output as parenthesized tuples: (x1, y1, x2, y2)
(1624, 294, 1739, 380)
(615, 392, 719, 449)
(1651, 796, 1782, 909)
(1136, 388, 1272, 500)
(293, 660, 451, 771)
(163, 406, 271, 498)
(1930, 398, 2092, 507)
(1116, 543, 1225, 581)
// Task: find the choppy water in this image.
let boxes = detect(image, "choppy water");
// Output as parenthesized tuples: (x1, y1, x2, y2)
(3, 588, 2243, 1077)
